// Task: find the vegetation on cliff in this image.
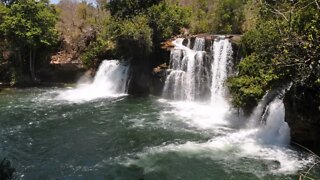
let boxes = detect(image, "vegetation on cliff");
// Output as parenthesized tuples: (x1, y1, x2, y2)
(227, 0, 320, 110)
(85, 1, 191, 67)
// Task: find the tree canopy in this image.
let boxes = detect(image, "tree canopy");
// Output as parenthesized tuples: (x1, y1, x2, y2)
(107, 0, 162, 19)
(228, 0, 320, 109)
(0, 0, 58, 83)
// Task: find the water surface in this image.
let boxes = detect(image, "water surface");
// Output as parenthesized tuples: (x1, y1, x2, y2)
(0, 88, 319, 179)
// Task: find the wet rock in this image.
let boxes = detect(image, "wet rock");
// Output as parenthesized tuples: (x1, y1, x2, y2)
(161, 41, 175, 50)
(151, 63, 167, 96)
(284, 85, 320, 154)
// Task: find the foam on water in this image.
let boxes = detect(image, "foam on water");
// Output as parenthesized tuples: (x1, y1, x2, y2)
(122, 113, 312, 176)
(154, 97, 312, 175)
(156, 36, 315, 177)
(159, 99, 230, 129)
(57, 60, 129, 102)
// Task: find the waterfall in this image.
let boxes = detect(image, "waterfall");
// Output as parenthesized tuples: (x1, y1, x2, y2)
(210, 38, 233, 103)
(91, 60, 129, 94)
(163, 37, 232, 103)
(162, 36, 291, 146)
(158, 37, 313, 174)
(193, 37, 205, 51)
(257, 98, 291, 145)
(163, 38, 210, 101)
(57, 60, 130, 102)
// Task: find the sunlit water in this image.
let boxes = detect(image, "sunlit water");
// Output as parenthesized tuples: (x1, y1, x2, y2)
(0, 88, 319, 179)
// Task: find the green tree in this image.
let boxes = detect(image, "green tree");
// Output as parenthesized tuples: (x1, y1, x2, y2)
(228, 0, 320, 109)
(0, 0, 58, 83)
(188, 0, 217, 34)
(107, 0, 162, 19)
(109, 15, 153, 60)
(213, 0, 245, 34)
(148, 2, 191, 42)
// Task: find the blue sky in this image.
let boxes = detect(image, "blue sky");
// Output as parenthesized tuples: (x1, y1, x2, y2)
(50, 0, 60, 4)
(50, 0, 96, 4)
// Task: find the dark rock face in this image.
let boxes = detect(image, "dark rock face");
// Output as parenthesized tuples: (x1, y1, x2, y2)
(37, 63, 86, 83)
(127, 58, 151, 96)
(284, 85, 320, 154)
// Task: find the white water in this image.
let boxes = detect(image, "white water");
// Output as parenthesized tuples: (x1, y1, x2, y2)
(57, 60, 129, 102)
(158, 37, 314, 175)
(128, 98, 312, 176)
(211, 38, 233, 103)
(163, 38, 208, 101)
(163, 37, 232, 103)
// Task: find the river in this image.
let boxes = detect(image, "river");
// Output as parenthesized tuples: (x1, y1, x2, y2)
(1, 37, 319, 179)
(0, 88, 319, 179)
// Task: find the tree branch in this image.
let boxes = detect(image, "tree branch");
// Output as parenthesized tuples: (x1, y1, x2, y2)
(315, 0, 320, 10)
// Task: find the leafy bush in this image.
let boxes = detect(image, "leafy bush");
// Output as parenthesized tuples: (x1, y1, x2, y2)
(109, 15, 153, 59)
(212, 0, 245, 34)
(228, 0, 320, 109)
(107, 0, 161, 19)
(228, 54, 279, 108)
(148, 2, 191, 42)
(81, 37, 115, 68)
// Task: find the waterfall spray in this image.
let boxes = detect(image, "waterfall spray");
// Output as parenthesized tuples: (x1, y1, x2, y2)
(57, 60, 130, 102)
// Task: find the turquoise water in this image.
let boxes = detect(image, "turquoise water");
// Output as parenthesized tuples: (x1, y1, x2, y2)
(0, 88, 319, 179)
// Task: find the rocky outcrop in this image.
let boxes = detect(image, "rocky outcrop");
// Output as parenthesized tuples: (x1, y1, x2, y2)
(284, 85, 320, 154)
(150, 63, 168, 95)
(37, 63, 87, 83)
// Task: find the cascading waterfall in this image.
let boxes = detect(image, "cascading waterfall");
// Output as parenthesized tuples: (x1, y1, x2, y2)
(158, 36, 313, 174)
(163, 37, 210, 101)
(193, 37, 205, 51)
(91, 60, 129, 94)
(257, 98, 291, 145)
(163, 36, 232, 102)
(57, 60, 130, 102)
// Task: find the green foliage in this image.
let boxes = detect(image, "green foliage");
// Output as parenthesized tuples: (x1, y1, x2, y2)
(0, 0, 58, 83)
(0, 4, 8, 24)
(228, 75, 264, 108)
(79, 1, 191, 68)
(228, 0, 320, 109)
(107, 0, 162, 19)
(212, 0, 245, 34)
(0, 4, 8, 58)
(228, 54, 279, 108)
(81, 37, 115, 68)
(179, 0, 247, 34)
(240, 20, 282, 58)
(110, 15, 153, 59)
(0, 0, 58, 48)
(148, 2, 191, 42)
